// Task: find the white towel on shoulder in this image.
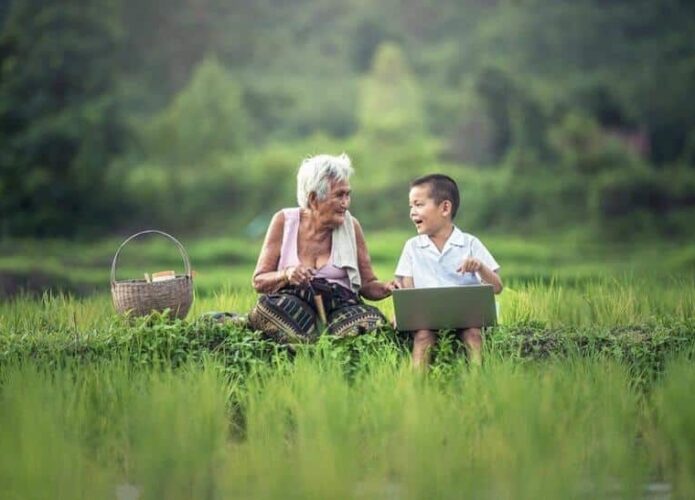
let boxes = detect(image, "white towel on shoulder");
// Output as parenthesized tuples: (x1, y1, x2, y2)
(331, 210, 361, 292)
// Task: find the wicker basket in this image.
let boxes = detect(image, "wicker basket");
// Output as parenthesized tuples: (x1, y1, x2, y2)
(111, 230, 194, 319)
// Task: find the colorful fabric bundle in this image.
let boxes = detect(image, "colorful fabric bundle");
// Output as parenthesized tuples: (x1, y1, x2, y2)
(248, 278, 387, 343)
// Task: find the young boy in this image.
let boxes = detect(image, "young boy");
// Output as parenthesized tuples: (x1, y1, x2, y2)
(395, 174, 503, 369)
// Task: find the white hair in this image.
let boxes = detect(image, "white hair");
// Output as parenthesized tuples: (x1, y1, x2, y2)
(296, 153, 354, 209)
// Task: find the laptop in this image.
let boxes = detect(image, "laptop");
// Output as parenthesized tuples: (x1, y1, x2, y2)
(392, 284, 497, 331)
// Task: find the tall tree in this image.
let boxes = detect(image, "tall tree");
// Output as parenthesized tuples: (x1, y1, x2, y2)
(473, 0, 695, 165)
(142, 56, 248, 165)
(356, 42, 435, 183)
(0, 0, 127, 236)
(358, 42, 425, 142)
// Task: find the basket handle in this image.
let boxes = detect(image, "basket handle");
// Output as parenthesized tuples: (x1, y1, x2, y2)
(111, 230, 192, 284)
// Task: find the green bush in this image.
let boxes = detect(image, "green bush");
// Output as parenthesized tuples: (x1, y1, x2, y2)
(2, 312, 693, 391)
(549, 112, 644, 175)
(472, 167, 588, 232)
(358, 42, 425, 143)
(0, 0, 128, 237)
(590, 165, 695, 239)
(140, 57, 249, 165)
(117, 156, 256, 232)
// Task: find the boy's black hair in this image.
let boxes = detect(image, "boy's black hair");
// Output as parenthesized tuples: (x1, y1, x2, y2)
(410, 174, 460, 219)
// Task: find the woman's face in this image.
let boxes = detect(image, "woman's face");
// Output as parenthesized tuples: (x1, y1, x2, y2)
(312, 178, 351, 227)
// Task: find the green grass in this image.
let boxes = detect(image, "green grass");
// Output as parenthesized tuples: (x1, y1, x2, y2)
(2, 273, 693, 334)
(1, 352, 694, 498)
(1, 234, 694, 498)
(3, 231, 694, 297)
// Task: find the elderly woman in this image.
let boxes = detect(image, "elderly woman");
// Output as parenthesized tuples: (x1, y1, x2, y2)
(248, 153, 395, 342)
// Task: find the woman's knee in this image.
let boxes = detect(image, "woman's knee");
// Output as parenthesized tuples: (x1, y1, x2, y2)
(249, 293, 319, 342)
(327, 303, 386, 337)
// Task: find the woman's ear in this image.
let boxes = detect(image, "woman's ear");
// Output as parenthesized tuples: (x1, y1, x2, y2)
(308, 191, 318, 210)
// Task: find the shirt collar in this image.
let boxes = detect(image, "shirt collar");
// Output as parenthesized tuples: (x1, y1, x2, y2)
(416, 234, 431, 248)
(449, 226, 467, 247)
(416, 226, 466, 248)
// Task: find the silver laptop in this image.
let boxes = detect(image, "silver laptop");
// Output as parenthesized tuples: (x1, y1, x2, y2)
(392, 285, 497, 331)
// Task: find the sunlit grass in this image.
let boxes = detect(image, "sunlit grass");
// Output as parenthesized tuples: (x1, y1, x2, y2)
(1, 235, 694, 498)
(499, 275, 695, 327)
(2, 274, 694, 337)
(651, 357, 695, 497)
(2, 353, 693, 498)
(3, 231, 693, 296)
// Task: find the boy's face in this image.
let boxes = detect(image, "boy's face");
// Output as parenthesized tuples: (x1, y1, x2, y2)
(408, 184, 452, 236)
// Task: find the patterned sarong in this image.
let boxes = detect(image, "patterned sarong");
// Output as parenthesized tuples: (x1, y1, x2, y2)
(248, 278, 387, 343)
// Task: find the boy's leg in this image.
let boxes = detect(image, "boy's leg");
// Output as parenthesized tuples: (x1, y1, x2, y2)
(458, 327, 483, 366)
(412, 329, 436, 370)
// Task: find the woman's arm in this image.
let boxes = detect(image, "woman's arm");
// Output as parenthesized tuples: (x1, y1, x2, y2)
(251, 212, 289, 293)
(252, 212, 316, 292)
(354, 218, 396, 300)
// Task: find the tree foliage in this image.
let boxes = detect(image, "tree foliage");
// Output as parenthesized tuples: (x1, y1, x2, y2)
(0, 0, 127, 236)
(358, 42, 424, 142)
(1, 0, 695, 237)
(141, 57, 248, 166)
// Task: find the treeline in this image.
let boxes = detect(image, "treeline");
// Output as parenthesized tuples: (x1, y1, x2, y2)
(1, 0, 695, 238)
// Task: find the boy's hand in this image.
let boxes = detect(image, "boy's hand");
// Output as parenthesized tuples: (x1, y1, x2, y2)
(457, 258, 483, 274)
(457, 259, 504, 294)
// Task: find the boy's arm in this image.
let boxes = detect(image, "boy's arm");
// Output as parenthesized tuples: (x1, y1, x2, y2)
(463, 237, 503, 294)
(480, 266, 503, 294)
(458, 259, 503, 294)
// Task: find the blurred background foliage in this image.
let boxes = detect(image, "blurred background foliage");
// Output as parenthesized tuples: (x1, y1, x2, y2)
(1, 0, 695, 240)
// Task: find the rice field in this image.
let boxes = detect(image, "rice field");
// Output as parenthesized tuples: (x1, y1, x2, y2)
(1, 233, 694, 499)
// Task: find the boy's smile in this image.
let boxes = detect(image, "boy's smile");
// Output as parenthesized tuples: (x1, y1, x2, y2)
(408, 185, 452, 238)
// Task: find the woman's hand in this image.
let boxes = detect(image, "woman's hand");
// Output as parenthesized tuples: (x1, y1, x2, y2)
(360, 279, 399, 300)
(284, 265, 316, 286)
(386, 279, 401, 292)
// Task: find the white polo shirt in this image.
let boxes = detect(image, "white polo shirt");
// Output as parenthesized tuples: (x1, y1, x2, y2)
(395, 226, 500, 288)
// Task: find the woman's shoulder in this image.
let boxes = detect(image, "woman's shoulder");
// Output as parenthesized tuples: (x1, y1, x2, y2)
(279, 207, 301, 219)
(269, 210, 284, 223)
(270, 208, 301, 224)
(267, 210, 291, 232)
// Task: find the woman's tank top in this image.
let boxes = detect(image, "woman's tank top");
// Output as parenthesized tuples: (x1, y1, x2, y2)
(278, 208, 352, 290)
